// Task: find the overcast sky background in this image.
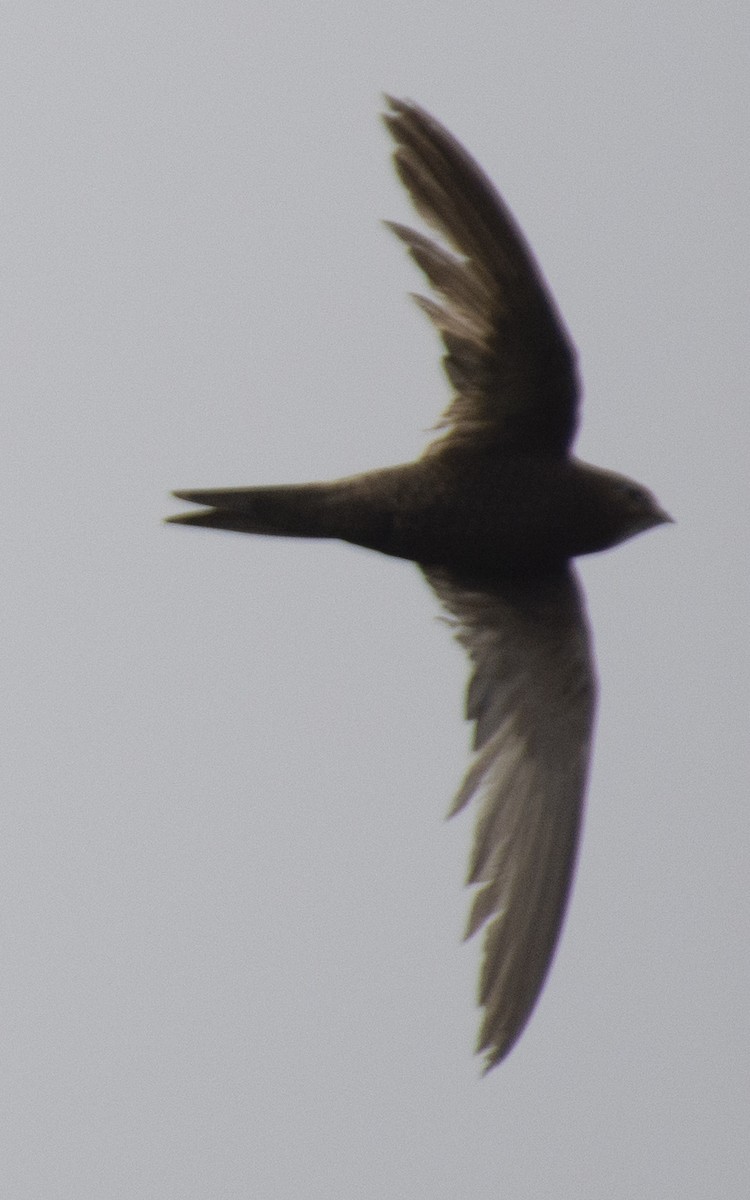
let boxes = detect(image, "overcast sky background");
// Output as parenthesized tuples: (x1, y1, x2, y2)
(2, 3, 748, 1197)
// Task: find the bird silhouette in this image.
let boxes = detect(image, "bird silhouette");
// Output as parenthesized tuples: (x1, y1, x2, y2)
(168, 97, 671, 1070)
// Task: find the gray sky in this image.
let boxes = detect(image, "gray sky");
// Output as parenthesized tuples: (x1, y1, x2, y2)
(3, 3, 748, 1197)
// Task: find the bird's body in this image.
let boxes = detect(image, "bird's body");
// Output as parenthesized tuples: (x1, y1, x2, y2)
(173, 452, 658, 576)
(168, 98, 670, 1069)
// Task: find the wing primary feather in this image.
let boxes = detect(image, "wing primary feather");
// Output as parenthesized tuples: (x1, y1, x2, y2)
(383, 97, 580, 456)
(423, 566, 596, 1068)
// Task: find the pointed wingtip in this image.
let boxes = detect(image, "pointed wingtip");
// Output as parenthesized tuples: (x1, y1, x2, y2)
(381, 95, 420, 139)
(478, 1047, 504, 1076)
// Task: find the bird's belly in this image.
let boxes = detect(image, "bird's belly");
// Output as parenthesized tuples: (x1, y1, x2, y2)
(331, 459, 583, 576)
(365, 490, 573, 575)
(411, 505, 571, 575)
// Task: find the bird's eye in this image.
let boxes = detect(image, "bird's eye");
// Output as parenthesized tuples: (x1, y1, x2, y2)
(620, 482, 645, 505)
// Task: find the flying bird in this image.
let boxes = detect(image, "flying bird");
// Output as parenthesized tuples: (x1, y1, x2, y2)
(168, 97, 671, 1070)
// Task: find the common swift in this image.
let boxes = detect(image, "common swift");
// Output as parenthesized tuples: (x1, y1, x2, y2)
(168, 97, 671, 1069)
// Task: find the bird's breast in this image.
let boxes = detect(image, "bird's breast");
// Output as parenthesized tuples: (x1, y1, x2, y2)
(329, 455, 590, 577)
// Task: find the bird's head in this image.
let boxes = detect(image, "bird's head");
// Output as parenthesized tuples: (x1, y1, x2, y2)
(609, 475, 672, 542)
(605, 475, 673, 543)
(572, 463, 673, 555)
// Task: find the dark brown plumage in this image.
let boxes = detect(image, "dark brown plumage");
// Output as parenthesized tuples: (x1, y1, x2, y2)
(168, 97, 671, 1070)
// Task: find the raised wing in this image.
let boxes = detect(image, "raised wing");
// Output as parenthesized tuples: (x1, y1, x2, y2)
(384, 97, 580, 457)
(424, 566, 596, 1069)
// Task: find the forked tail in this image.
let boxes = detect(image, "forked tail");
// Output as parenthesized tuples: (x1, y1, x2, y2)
(167, 483, 345, 539)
